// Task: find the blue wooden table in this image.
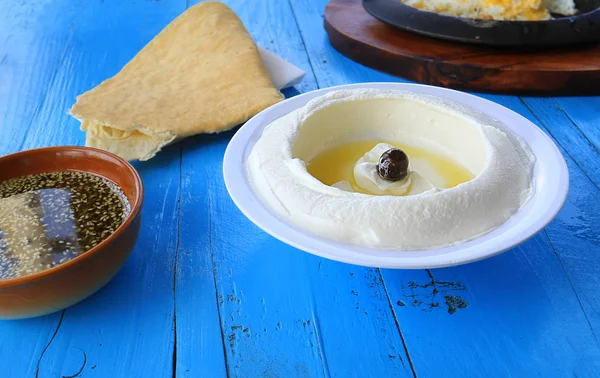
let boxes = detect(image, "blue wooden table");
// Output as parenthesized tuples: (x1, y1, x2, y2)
(1, 1, 600, 377)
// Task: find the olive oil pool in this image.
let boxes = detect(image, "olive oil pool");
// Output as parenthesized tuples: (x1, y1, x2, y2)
(0, 171, 130, 280)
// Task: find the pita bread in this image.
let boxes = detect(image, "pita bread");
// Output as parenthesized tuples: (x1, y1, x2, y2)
(69, 1, 283, 161)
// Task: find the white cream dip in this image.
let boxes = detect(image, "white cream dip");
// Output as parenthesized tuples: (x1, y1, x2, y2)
(247, 89, 535, 249)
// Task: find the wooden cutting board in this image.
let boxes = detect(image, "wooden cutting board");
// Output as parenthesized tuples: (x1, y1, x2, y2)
(324, 0, 600, 95)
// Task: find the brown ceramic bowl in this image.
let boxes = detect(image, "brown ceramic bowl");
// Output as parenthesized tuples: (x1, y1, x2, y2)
(0, 146, 143, 319)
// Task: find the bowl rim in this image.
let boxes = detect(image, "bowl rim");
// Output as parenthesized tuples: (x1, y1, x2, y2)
(0, 146, 144, 288)
(223, 82, 570, 269)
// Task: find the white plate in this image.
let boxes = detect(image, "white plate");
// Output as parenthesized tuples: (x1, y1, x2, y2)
(223, 83, 569, 269)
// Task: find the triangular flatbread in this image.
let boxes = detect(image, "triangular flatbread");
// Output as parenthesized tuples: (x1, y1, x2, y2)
(69, 1, 283, 161)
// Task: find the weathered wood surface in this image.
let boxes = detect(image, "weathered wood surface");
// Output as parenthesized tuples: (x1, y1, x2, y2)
(0, 0, 599, 376)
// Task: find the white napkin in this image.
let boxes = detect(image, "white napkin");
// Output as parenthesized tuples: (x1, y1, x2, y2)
(258, 46, 306, 90)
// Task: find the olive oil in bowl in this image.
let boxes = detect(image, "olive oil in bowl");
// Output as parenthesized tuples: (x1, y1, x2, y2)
(0, 171, 130, 280)
(306, 139, 474, 195)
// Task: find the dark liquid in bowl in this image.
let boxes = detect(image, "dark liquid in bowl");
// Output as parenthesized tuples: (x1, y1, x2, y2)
(0, 171, 130, 280)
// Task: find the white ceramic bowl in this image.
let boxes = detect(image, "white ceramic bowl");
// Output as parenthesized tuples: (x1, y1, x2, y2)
(223, 83, 569, 269)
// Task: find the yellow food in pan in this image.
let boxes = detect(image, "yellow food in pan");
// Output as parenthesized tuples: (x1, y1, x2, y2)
(402, 0, 577, 21)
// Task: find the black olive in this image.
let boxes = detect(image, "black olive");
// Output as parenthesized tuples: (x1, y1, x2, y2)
(377, 148, 409, 181)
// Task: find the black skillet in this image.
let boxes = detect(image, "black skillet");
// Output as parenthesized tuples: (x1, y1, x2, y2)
(362, 0, 600, 47)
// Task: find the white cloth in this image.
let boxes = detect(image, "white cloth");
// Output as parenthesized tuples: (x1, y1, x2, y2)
(258, 47, 306, 90)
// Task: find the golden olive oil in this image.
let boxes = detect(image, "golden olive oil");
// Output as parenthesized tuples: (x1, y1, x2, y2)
(306, 140, 474, 194)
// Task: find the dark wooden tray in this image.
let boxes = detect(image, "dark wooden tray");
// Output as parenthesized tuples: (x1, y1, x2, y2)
(324, 0, 600, 95)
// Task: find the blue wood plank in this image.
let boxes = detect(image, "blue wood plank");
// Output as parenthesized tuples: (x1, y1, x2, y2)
(1, 0, 185, 376)
(176, 135, 228, 377)
(0, 314, 63, 377)
(552, 97, 600, 154)
(501, 96, 600, 335)
(383, 235, 600, 377)
(285, 0, 396, 89)
(518, 97, 600, 190)
(175, 1, 413, 376)
(478, 94, 600, 336)
(0, 1, 84, 376)
(180, 133, 328, 378)
(289, 0, 600, 376)
(0, 0, 78, 154)
(302, 260, 414, 376)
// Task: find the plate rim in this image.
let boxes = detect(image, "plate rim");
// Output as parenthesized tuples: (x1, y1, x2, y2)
(223, 83, 569, 269)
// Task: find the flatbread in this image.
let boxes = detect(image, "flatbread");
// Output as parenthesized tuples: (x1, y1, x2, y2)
(69, 1, 283, 161)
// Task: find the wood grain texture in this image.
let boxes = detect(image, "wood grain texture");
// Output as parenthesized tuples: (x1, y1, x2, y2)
(520, 97, 600, 189)
(0, 0, 77, 154)
(1, 0, 600, 376)
(323, 0, 600, 95)
(552, 96, 600, 167)
(553, 97, 600, 141)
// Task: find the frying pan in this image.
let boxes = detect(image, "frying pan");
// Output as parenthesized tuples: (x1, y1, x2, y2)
(362, 0, 600, 47)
